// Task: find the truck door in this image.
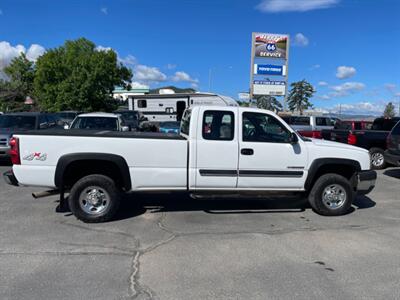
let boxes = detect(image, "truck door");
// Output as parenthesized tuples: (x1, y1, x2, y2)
(238, 111, 307, 189)
(195, 107, 239, 188)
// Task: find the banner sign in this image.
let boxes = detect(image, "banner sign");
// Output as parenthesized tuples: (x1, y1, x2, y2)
(254, 64, 286, 76)
(253, 80, 286, 96)
(254, 33, 288, 59)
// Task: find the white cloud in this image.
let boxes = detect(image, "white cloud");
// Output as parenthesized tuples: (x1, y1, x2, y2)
(101, 7, 108, 15)
(328, 102, 384, 115)
(318, 81, 365, 99)
(130, 81, 149, 89)
(256, 0, 339, 13)
(118, 54, 136, 66)
(171, 71, 199, 83)
(384, 83, 396, 92)
(336, 65, 356, 79)
(330, 81, 365, 97)
(25, 44, 46, 62)
(293, 33, 309, 46)
(309, 64, 320, 70)
(133, 64, 167, 82)
(95, 45, 112, 52)
(0, 41, 46, 79)
(166, 64, 177, 70)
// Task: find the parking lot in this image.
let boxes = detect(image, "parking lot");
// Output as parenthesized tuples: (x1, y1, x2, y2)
(0, 163, 399, 300)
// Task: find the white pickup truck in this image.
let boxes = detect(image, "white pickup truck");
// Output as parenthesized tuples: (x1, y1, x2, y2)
(4, 106, 376, 223)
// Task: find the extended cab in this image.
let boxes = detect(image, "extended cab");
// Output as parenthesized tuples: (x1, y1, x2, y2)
(4, 106, 376, 222)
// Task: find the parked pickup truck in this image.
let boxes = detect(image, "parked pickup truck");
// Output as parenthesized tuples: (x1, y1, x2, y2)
(3, 106, 376, 223)
(321, 117, 400, 170)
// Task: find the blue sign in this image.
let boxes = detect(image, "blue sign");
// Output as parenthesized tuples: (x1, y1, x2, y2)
(254, 64, 286, 76)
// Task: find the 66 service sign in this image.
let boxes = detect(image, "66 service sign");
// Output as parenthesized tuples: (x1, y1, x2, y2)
(253, 33, 288, 59)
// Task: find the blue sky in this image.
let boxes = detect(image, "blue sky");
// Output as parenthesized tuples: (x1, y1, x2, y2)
(0, 0, 399, 115)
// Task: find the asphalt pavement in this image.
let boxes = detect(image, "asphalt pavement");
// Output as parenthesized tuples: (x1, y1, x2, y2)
(0, 162, 400, 300)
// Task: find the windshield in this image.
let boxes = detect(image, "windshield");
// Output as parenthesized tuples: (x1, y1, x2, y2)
(57, 112, 77, 120)
(161, 122, 180, 128)
(117, 111, 138, 121)
(71, 117, 118, 131)
(0, 115, 36, 130)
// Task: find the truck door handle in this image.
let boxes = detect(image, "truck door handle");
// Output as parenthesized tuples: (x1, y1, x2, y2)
(241, 148, 254, 155)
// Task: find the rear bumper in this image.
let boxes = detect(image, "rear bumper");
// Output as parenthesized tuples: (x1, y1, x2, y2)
(357, 170, 377, 195)
(384, 150, 400, 167)
(3, 170, 19, 186)
(0, 145, 10, 157)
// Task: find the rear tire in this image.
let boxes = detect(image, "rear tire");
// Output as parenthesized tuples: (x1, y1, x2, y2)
(68, 175, 121, 223)
(369, 147, 386, 170)
(308, 174, 354, 216)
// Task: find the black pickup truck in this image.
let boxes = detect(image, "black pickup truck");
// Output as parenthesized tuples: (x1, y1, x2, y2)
(321, 117, 400, 170)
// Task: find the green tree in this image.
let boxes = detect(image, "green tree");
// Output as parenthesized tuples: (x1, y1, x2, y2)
(287, 80, 315, 115)
(0, 53, 36, 111)
(255, 95, 283, 112)
(383, 102, 396, 118)
(34, 38, 132, 112)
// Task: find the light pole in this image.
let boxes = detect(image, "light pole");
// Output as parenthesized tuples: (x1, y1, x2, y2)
(208, 66, 233, 93)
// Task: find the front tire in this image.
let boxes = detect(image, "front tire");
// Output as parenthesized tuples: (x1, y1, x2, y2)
(369, 147, 386, 170)
(308, 174, 354, 216)
(68, 175, 121, 223)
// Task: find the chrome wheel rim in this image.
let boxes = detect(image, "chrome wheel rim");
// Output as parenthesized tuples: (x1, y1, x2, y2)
(371, 152, 384, 167)
(322, 184, 347, 209)
(79, 186, 110, 215)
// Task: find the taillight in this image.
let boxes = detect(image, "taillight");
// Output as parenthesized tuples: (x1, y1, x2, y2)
(347, 133, 357, 145)
(312, 131, 322, 139)
(9, 137, 21, 165)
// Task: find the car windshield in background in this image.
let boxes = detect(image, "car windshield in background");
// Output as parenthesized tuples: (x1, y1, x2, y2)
(71, 117, 118, 131)
(118, 111, 138, 121)
(0, 115, 36, 130)
(57, 112, 77, 120)
(161, 122, 180, 129)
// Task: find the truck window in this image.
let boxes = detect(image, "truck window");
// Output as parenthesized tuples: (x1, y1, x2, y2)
(316, 117, 330, 126)
(393, 121, 400, 134)
(291, 116, 310, 125)
(137, 100, 147, 108)
(180, 110, 191, 135)
(243, 112, 291, 143)
(202, 110, 234, 141)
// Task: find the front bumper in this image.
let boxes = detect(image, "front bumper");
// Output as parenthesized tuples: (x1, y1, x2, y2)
(384, 150, 400, 167)
(3, 170, 19, 186)
(357, 170, 377, 195)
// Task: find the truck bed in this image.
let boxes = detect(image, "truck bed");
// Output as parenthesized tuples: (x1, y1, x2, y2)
(13, 129, 188, 189)
(14, 129, 186, 140)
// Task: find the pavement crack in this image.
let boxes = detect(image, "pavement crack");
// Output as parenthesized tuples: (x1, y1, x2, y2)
(129, 251, 155, 300)
(0, 250, 132, 257)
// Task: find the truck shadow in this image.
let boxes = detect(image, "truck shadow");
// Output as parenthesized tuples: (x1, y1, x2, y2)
(112, 193, 376, 221)
(383, 168, 400, 179)
(0, 158, 12, 166)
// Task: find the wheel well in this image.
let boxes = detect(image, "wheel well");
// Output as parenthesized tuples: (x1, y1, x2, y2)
(62, 160, 126, 190)
(307, 164, 358, 191)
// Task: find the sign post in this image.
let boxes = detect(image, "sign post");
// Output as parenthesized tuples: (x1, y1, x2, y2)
(250, 32, 289, 110)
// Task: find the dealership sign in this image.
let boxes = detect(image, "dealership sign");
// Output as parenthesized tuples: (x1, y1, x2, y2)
(253, 80, 286, 96)
(254, 64, 286, 76)
(253, 33, 288, 59)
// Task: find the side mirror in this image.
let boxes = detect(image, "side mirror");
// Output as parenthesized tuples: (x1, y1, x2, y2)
(290, 132, 299, 144)
(64, 124, 70, 130)
(121, 126, 130, 132)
